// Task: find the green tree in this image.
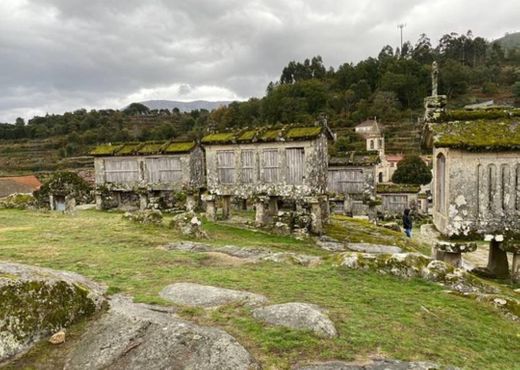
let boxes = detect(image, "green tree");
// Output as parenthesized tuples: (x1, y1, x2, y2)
(392, 155, 432, 185)
(123, 102, 150, 115)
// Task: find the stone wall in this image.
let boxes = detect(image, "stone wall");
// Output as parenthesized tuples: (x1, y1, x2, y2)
(433, 147, 520, 236)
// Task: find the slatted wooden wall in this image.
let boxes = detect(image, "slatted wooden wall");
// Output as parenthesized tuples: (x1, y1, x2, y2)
(262, 149, 279, 183)
(217, 151, 236, 184)
(382, 194, 408, 212)
(105, 158, 140, 183)
(328, 169, 364, 194)
(146, 157, 182, 183)
(286, 148, 305, 184)
(240, 150, 255, 183)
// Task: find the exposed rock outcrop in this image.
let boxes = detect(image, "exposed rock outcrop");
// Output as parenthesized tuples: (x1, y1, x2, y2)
(252, 302, 337, 338)
(316, 236, 345, 252)
(337, 252, 496, 294)
(159, 282, 268, 308)
(65, 295, 258, 370)
(122, 209, 163, 225)
(164, 241, 322, 267)
(294, 359, 456, 369)
(0, 262, 106, 362)
(345, 243, 402, 254)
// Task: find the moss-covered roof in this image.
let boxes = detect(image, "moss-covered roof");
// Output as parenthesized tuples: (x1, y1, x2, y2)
(435, 108, 520, 123)
(201, 125, 331, 145)
(329, 151, 380, 167)
(376, 183, 420, 194)
(433, 119, 520, 151)
(89, 144, 124, 156)
(137, 143, 165, 155)
(91, 141, 196, 156)
(164, 141, 196, 154)
(116, 143, 143, 156)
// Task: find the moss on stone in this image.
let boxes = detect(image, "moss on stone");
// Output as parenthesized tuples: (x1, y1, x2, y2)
(137, 143, 164, 155)
(438, 109, 520, 122)
(163, 141, 196, 153)
(376, 183, 420, 193)
(90, 144, 124, 156)
(433, 119, 520, 151)
(237, 130, 257, 142)
(115, 143, 143, 156)
(201, 132, 235, 144)
(286, 126, 322, 140)
(201, 124, 328, 145)
(0, 279, 97, 360)
(259, 129, 283, 141)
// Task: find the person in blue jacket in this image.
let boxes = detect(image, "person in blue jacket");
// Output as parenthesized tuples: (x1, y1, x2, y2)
(402, 208, 412, 238)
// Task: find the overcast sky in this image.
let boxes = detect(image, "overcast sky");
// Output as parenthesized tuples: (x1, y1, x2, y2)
(0, 0, 518, 122)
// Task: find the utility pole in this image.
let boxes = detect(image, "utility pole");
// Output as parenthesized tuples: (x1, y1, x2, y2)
(397, 23, 406, 55)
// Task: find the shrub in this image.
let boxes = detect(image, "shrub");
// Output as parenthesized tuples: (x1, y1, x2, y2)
(391, 155, 432, 185)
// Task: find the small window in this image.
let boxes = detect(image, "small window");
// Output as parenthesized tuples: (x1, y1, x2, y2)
(370, 140, 374, 150)
(217, 151, 236, 184)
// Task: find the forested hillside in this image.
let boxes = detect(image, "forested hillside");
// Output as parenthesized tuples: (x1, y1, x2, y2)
(1, 31, 520, 175)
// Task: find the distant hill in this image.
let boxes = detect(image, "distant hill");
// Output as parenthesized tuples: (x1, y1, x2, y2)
(495, 32, 520, 50)
(140, 100, 233, 112)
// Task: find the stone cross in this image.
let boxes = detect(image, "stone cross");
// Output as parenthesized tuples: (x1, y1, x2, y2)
(432, 61, 439, 97)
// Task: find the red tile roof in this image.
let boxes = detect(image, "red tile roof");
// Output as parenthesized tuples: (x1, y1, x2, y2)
(0, 176, 41, 198)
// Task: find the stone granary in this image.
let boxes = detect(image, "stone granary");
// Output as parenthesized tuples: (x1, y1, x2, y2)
(327, 152, 379, 215)
(376, 183, 420, 215)
(423, 64, 520, 281)
(91, 141, 205, 211)
(201, 124, 335, 234)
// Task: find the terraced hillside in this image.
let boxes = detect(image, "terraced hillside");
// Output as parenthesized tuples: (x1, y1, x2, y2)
(0, 138, 93, 178)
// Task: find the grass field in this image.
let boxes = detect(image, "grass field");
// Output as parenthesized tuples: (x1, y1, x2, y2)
(0, 209, 519, 369)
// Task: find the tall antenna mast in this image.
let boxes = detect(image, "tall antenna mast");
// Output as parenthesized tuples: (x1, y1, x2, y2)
(397, 23, 406, 54)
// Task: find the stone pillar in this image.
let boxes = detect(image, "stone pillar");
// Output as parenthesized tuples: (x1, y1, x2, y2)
(115, 192, 122, 208)
(343, 195, 352, 215)
(512, 253, 520, 284)
(202, 194, 217, 221)
(268, 197, 278, 216)
(255, 196, 269, 227)
(49, 194, 55, 211)
(499, 240, 520, 283)
(321, 196, 330, 223)
(221, 195, 231, 220)
(487, 239, 510, 279)
(139, 193, 148, 210)
(306, 197, 323, 235)
(65, 196, 76, 212)
(95, 193, 103, 210)
(186, 194, 197, 212)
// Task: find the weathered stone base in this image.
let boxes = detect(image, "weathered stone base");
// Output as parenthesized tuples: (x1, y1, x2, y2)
(487, 240, 510, 279)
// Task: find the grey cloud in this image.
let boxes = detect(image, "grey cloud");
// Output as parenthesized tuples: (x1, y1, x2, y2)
(0, 0, 518, 121)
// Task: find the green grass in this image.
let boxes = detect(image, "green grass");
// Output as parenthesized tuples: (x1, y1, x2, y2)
(0, 209, 519, 369)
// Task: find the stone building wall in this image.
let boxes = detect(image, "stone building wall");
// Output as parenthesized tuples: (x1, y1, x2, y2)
(204, 134, 328, 199)
(433, 147, 520, 236)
